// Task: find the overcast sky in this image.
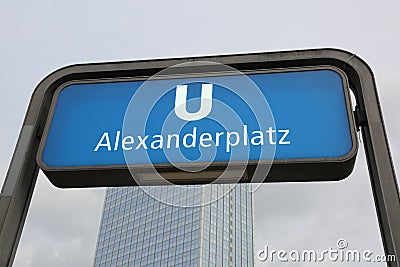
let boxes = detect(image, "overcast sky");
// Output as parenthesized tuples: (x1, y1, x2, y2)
(1, 1, 399, 266)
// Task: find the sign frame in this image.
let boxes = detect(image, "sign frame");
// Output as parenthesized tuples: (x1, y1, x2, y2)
(36, 65, 358, 187)
(0, 49, 399, 267)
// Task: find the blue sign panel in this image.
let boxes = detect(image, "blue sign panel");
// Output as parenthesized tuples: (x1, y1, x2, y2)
(38, 67, 357, 186)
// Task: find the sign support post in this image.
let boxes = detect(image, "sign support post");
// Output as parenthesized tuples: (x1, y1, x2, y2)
(0, 49, 398, 266)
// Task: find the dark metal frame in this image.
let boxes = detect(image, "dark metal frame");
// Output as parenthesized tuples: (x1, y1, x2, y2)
(0, 48, 398, 266)
(36, 65, 358, 187)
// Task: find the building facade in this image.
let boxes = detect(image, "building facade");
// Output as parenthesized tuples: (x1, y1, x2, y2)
(93, 184, 254, 267)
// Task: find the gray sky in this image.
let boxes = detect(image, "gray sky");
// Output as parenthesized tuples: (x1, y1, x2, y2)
(1, 1, 399, 266)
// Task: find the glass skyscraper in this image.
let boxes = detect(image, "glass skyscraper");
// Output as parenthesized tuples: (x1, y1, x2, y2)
(93, 184, 254, 267)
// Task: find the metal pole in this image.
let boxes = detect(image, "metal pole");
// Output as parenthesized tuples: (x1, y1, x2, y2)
(0, 64, 70, 266)
(348, 55, 400, 266)
(0, 113, 41, 267)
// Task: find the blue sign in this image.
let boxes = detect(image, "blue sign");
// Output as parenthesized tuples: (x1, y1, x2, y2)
(39, 67, 356, 174)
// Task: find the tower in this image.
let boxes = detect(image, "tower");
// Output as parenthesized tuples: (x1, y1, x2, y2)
(93, 184, 253, 267)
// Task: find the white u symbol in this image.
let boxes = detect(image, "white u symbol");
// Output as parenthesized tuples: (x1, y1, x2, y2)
(174, 84, 213, 121)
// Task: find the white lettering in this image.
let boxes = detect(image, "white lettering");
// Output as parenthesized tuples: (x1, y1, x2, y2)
(114, 130, 120, 151)
(167, 134, 179, 149)
(136, 135, 148, 150)
(94, 132, 111, 151)
(278, 250, 288, 262)
(243, 124, 248, 146)
(122, 136, 134, 150)
(266, 127, 276, 145)
(278, 129, 290, 145)
(257, 245, 268, 262)
(183, 127, 197, 148)
(94, 127, 291, 153)
(174, 84, 213, 121)
(226, 131, 240, 152)
(289, 250, 300, 261)
(215, 132, 224, 147)
(251, 130, 264, 146)
(200, 132, 213, 147)
(151, 135, 163, 149)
